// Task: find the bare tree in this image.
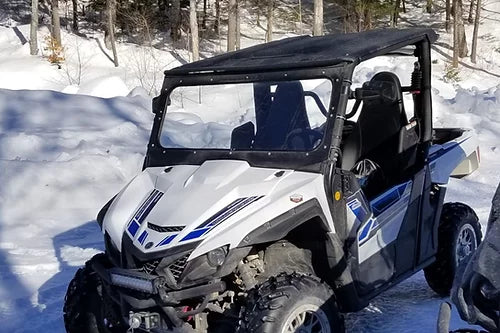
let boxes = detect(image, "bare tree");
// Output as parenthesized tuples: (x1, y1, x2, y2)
(313, 0, 323, 36)
(392, 0, 401, 27)
(72, 0, 78, 31)
(266, 0, 274, 42)
(456, 0, 468, 57)
(446, 0, 451, 31)
(426, 0, 432, 13)
(235, 1, 240, 50)
(468, 0, 475, 23)
(30, 0, 39, 55)
(298, 0, 303, 34)
(106, 0, 119, 67)
(202, 0, 208, 29)
(227, 0, 237, 51)
(452, 0, 459, 67)
(170, 0, 181, 42)
(51, 0, 61, 45)
(471, 0, 481, 63)
(190, 0, 199, 61)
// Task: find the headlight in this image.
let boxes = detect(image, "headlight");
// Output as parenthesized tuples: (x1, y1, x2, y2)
(207, 247, 227, 267)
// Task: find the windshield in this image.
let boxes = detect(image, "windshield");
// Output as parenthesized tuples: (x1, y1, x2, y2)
(160, 79, 332, 151)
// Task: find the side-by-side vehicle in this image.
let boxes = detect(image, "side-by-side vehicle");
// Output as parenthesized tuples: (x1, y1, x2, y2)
(64, 28, 481, 333)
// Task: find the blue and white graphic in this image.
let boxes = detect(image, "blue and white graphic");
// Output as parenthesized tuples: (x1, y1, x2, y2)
(180, 196, 264, 242)
(127, 189, 164, 237)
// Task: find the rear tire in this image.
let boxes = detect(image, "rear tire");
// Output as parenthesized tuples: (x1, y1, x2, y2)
(238, 273, 344, 333)
(63, 254, 124, 333)
(424, 203, 482, 296)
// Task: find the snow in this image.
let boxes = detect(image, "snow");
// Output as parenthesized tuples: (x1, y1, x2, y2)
(0, 1, 499, 332)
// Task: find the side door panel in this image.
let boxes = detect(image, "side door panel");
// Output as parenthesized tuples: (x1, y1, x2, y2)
(347, 170, 426, 295)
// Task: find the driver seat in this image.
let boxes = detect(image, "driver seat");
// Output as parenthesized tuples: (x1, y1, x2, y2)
(253, 81, 310, 149)
(342, 72, 407, 172)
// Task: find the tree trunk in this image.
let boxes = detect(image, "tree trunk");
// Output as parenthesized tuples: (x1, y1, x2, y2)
(235, 1, 240, 50)
(170, 0, 181, 42)
(30, 0, 39, 55)
(402, 0, 406, 12)
(51, 0, 61, 45)
(426, 0, 432, 13)
(313, 0, 323, 36)
(470, 0, 481, 63)
(456, 0, 468, 57)
(214, 0, 220, 32)
(190, 0, 199, 61)
(445, 0, 451, 32)
(72, 0, 78, 31)
(468, 0, 475, 23)
(298, 0, 303, 34)
(392, 0, 401, 27)
(452, 0, 459, 67)
(266, 0, 274, 42)
(364, 6, 372, 30)
(202, 0, 207, 29)
(227, 0, 237, 52)
(106, 0, 119, 67)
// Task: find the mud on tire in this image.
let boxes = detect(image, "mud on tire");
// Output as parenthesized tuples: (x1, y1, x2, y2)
(63, 254, 124, 333)
(238, 273, 344, 333)
(424, 202, 482, 296)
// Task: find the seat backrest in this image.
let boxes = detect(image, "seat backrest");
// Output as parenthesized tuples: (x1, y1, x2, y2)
(342, 72, 406, 170)
(253, 81, 309, 149)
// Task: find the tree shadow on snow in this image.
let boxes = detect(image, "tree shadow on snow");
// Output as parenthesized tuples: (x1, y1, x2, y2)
(36, 221, 104, 332)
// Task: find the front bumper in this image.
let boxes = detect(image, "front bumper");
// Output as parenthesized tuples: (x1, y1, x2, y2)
(91, 255, 226, 305)
(89, 254, 226, 329)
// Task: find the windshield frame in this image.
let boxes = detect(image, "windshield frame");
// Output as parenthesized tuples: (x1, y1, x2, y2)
(145, 64, 348, 172)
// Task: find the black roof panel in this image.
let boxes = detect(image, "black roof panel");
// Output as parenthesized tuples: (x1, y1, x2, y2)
(166, 28, 437, 76)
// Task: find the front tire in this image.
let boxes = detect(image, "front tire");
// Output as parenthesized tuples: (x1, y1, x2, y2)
(63, 254, 124, 333)
(238, 273, 344, 333)
(424, 202, 482, 296)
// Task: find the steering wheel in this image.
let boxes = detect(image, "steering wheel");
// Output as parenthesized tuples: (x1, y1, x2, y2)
(284, 128, 323, 150)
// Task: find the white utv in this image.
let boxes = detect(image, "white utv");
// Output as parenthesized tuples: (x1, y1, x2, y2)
(63, 28, 482, 333)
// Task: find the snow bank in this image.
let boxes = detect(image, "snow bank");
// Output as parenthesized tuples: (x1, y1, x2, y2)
(0, 89, 152, 332)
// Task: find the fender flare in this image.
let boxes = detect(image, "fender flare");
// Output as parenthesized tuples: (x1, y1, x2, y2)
(238, 199, 330, 247)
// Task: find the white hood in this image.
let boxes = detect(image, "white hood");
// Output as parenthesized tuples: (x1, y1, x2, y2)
(103, 160, 332, 257)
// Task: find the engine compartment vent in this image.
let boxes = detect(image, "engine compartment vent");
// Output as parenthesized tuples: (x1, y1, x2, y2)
(147, 223, 185, 233)
(168, 253, 190, 280)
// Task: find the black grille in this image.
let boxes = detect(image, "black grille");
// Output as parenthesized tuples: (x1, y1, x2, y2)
(141, 259, 160, 274)
(168, 253, 190, 279)
(147, 223, 185, 233)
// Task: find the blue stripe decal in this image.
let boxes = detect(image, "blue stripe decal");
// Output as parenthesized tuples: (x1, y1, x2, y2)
(196, 197, 248, 229)
(138, 231, 148, 245)
(180, 196, 264, 242)
(181, 228, 210, 241)
(128, 222, 140, 236)
(156, 234, 178, 247)
(371, 182, 410, 216)
(127, 189, 164, 237)
(358, 218, 373, 243)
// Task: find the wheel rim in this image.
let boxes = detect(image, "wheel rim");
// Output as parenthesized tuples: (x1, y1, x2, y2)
(455, 223, 477, 266)
(281, 304, 331, 333)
